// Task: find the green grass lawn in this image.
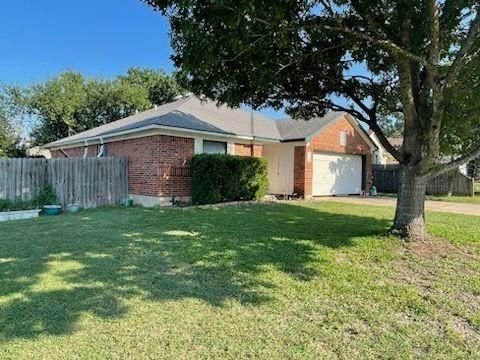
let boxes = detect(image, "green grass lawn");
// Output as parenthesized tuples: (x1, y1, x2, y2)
(381, 189, 480, 204)
(426, 181, 480, 204)
(425, 194, 480, 204)
(1, 202, 479, 358)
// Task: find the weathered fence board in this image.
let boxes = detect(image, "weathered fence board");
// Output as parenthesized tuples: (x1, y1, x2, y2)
(0, 158, 128, 208)
(373, 164, 474, 196)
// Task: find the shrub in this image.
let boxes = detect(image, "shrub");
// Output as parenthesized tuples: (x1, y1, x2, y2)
(0, 185, 59, 212)
(191, 154, 268, 205)
(0, 199, 14, 212)
(32, 185, 59, 206)
(0, 198, 34, 212)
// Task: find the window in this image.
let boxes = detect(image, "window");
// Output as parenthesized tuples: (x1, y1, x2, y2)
(203, 140, 227, 154)
(340, 131, 347, 146)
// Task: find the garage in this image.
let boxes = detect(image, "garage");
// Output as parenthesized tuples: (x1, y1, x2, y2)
(312, 153, 363, 196)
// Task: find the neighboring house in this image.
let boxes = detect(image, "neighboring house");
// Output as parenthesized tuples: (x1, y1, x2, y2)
(369, 131, 474, 185)
(26, 146, 51, 159)
(369, 131, 402, 165)
(45, 95, 376, 206)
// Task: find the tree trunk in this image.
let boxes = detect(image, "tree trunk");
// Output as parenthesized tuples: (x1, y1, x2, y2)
(390, 166, 428, 241)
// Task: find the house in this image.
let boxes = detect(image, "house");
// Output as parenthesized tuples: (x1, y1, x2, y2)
(369, 131, 474, 178)
(45, 95, 376, 206)
(368, 131, 402, 165)
(24, 141, 52, 159)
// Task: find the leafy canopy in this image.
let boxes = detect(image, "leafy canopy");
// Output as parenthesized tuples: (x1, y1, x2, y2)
(145, 0, 480, 173)
(10, 68, 183, 145)
(0, 88, 26, 157)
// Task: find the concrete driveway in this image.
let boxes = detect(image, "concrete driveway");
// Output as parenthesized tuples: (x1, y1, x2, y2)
(319, 196, 480, 216)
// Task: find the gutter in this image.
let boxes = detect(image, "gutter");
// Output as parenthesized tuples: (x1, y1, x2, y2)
(45, 124, 281, 150)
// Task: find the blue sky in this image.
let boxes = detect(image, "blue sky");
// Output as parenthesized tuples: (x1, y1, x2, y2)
(0, 0, 285, 118)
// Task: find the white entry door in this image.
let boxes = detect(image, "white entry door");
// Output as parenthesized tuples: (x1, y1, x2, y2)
(312, 153, 363, 196)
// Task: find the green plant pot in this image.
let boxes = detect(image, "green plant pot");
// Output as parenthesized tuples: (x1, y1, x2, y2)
(124, 198, 133, 208)
(43, 205, 62, 216)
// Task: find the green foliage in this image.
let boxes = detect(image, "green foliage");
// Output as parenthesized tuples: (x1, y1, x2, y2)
(0, 197, 38, 212)
(0, 88, 26, 158)
(0, 199, 29, 212)
(119, 67, 184, 106)
(9, 68, 182, 145)
(32, 185, 59, 206)
(144, 0, 480, 160)
(191, 154, 268, 204)
(0, 185, 59, 212)
(0, 116, 26, 157)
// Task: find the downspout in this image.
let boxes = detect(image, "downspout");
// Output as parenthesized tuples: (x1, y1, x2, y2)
(96, 137, 105, 158)
(82, 140, 89, 159)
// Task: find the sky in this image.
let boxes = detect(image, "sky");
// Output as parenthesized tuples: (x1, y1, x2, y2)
(0, 0, 285, 119)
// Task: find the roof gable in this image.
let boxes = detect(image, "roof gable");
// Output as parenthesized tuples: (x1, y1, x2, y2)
(275, 112, 345, 140)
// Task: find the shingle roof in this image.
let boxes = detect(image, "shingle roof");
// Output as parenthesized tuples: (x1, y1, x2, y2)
(46, 96, 282, 148)
(45, 95, 370, 148)
(275, 112, 345, 140)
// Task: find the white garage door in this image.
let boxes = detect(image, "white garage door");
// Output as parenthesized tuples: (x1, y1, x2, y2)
(312, 153, 363, 196)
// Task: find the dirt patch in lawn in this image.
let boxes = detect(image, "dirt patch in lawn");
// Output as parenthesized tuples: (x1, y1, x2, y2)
(394, 237, 478, 290)
(406, 238, 460, 259)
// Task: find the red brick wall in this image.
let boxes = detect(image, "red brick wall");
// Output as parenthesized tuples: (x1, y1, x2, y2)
(51, 135, 195, 197)
(51, 146, 97, 158)
(294, 116, 372, 197)
(234, 143, 263, 157)
(294, 146, 308, 195)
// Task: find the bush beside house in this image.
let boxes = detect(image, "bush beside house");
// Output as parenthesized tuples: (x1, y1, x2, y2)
(192, 154, 268, 205)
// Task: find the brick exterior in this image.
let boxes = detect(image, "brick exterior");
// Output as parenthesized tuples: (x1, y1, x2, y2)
(51, 116, 372, 201)
(51, 146, 97, 158)
(293, 116, 372, 197)
(51, 135, 195, 197)
(234, 143, 263, 157)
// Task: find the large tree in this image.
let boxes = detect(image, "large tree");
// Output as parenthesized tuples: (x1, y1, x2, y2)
(0, 115, 25, 157)
(14, 68, 182, 145)
(0, 88, 26, 157)
(144, 0, 480, 240)
(119, 67, 184, 105)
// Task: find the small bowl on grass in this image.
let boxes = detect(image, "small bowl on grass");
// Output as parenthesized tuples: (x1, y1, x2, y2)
(43, 205, 62, 216)
(67, 203, 81, 213)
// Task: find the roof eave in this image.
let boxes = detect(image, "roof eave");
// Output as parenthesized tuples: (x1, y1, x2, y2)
(45, 124, 281, 150)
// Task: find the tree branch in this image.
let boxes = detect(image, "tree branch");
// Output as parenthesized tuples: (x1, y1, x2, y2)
(443, 10, 480, 87)
(326, 96, 403, 162)
(369, 122, 403, 163)
(428, 146, 480, 178)
(322, 24, 430, 66)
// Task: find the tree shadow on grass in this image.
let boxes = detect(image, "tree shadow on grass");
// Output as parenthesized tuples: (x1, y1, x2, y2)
(0, 202, 390, 340)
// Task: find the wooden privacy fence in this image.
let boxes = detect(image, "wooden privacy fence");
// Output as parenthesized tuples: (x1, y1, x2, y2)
(0, 157, 129, 208)
(373, 164, 474, 196)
